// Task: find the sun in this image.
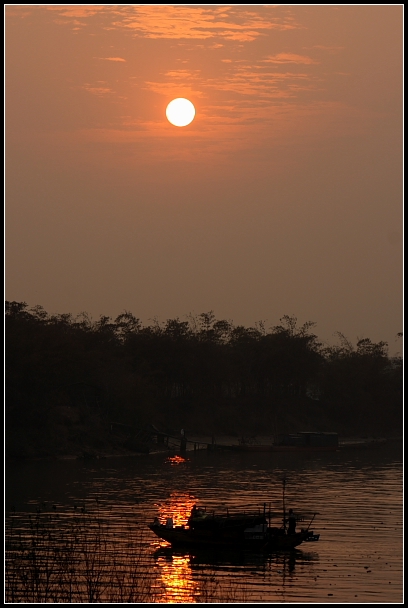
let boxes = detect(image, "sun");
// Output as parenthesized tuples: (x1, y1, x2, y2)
(166, 98, 195, 127)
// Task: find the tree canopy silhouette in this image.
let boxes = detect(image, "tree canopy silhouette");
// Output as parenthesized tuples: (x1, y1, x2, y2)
(5, 301, 402, 458)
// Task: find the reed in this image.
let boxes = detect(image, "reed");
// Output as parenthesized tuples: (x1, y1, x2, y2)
(6, 507, 157, 603)
(6, 506, 250, 603)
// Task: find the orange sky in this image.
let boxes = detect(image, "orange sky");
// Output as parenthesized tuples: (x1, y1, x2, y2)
(5, 5, 403, 352)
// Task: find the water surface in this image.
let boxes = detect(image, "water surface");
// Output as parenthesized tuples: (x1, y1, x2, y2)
(6, 440, 403, 602)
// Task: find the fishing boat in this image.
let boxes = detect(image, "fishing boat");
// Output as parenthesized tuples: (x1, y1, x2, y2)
(148, 480, 320, 551)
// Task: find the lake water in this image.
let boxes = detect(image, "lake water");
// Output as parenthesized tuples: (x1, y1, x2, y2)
(5, 439, 403, 603)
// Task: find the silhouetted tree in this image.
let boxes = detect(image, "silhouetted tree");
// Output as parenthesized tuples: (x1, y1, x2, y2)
(5, 301, 403, 457)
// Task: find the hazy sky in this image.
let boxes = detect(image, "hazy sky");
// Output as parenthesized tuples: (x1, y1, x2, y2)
(6, 5, 403, 353)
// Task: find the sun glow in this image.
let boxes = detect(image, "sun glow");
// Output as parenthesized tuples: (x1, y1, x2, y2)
(166, 98, 195, 127)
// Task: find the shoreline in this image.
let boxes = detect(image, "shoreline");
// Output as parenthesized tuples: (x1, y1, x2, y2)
(5, 434, 402, 463)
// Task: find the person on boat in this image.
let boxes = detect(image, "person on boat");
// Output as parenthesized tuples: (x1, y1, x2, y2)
(189, 504, 204, 523)
(153, 517, 160, 527)
(288, 509, 296, 534)
(165, 517, 174, 529)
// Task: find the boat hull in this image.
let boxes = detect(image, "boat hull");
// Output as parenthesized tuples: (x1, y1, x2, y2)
(149, 524, 318, 550)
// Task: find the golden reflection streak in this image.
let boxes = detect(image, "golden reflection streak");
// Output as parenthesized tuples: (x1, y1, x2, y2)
(157, 491, 197, 528)
(153, 492, 200, 602)
(166, 455, 190, 465)
(155, 554, 198, 603)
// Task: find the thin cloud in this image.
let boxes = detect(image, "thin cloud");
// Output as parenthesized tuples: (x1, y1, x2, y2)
(96, 57, 127, 62)
(42, 5, 300, 41)
(117, 6, 299, 41)
(82, 83, 114, 97)
(44, 6, 108, 18)
(263, 53, 318, 65)
(144, 65, 320, 105)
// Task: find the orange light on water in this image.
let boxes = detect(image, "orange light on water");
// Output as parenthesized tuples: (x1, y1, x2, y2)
(157, 492, 197, 528)
(153, 492, 200, 602)
(166, 455, 189, 465)
(155, 553, 198, 603)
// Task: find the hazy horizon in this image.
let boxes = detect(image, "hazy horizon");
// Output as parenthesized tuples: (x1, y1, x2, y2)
(6, 6, 403, 355)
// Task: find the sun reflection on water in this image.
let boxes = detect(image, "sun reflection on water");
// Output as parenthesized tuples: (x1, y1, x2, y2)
(152, 491, 199, 602)
(166, 455, 190, 465)
(156, 491, 197, 528)
(155, 553, 198, 603)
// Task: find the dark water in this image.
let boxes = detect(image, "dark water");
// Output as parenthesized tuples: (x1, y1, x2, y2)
(6, 440, 403, 603)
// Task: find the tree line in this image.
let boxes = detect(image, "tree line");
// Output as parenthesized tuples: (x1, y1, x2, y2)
(5, 301, 402, 458)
